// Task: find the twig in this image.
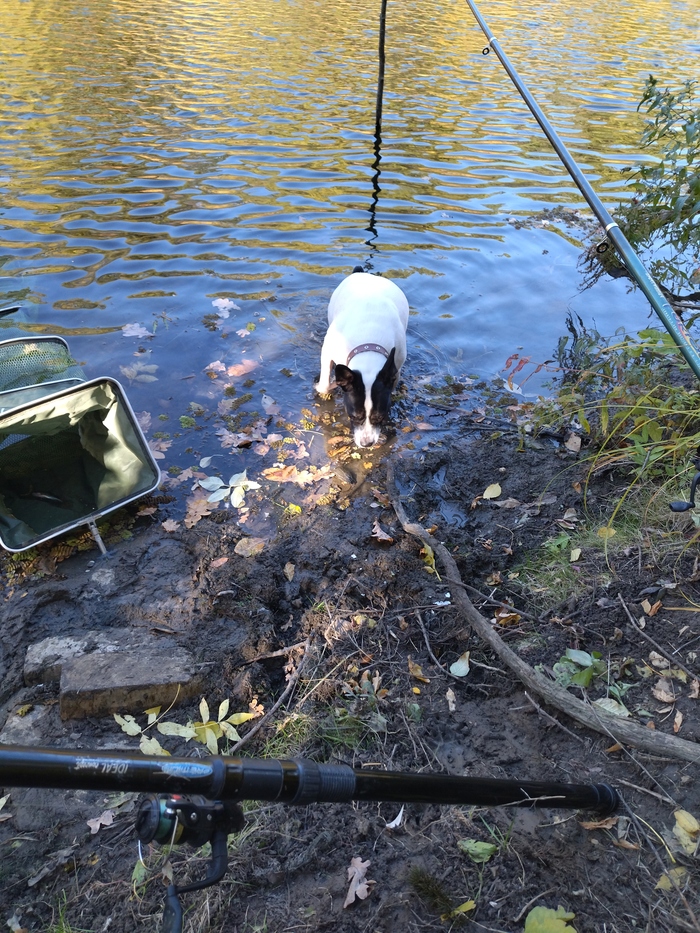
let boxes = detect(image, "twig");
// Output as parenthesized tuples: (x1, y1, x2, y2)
(387, 461, 700, 764)
(617, 778, 675, 805)
(513, 889, 557, 924)
(618, 593, 700, 683)
(231, 638, 312, 752)
(523, 692, 586, 745)
(414, 611, 465, 682)
(244, 641, 308, 665)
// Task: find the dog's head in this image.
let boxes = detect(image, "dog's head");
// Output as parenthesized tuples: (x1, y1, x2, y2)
(333, 348, 398, 448)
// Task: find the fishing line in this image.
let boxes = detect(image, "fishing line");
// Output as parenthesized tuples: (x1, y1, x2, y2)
(362, 0, 388, 269)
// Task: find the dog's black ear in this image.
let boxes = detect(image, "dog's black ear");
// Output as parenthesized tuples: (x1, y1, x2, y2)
(376, 348, 398, 385)
(334, 364, 358, 391)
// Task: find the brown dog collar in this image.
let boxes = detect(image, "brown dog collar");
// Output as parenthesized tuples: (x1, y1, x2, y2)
(346, 343, 389, 364)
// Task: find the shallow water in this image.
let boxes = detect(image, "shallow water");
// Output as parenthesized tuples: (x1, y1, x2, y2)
(0, 0, 698, 474)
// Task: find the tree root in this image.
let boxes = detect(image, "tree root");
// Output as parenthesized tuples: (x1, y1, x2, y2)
(387, 463, 700, 765)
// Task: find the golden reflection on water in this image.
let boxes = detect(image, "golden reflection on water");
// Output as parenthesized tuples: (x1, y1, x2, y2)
(0, 0, 697, 374)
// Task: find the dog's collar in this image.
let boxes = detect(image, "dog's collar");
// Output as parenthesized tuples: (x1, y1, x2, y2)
(346, 343, 389, 364)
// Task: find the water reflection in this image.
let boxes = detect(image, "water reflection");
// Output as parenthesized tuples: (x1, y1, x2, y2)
(0, 0, 697, 434)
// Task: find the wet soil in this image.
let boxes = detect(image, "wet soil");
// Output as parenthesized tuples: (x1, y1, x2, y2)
(1, 403, 699, 933)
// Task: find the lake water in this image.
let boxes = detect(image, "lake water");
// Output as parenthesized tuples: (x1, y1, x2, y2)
(0, 0, 698, 482)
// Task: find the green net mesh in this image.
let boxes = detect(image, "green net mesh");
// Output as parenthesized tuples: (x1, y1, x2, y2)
(0, 338, 84, 393)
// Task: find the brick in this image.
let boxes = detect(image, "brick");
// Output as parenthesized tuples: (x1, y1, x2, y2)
(59, 648, 200, 720)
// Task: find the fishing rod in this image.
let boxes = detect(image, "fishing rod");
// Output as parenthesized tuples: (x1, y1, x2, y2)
(461, 0, 700, 383)
(0, 744, 619, 933)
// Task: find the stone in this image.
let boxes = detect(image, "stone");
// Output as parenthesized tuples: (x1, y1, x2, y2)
(24, 630, 178, 687)
(59, 648, 200, 720)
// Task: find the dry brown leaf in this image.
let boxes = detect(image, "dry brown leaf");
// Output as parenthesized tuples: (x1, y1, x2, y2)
(284, 562, 295, 582)
(136, 506, 157, 517)
(263, 464, 333, 486)
(161, 519, 180, 533)
(674, 710, 684, 733)
(184, 494, 218, 529)
(148, 438, 172, 460)
(493, 497, 521, 509)
(226, 359, 258, 378)
(234, 538, 265, 558)
(408, 657, 430, 683)
(652, 678, 676, 704)
(690, 680, 700, 699)
(344, 857, 374, 908)
(210, 557, 229, 569)
(493, 608, 521, 626)
(564, 433, 581, 452)
(605, 743, 624, 753)
(87, 809, 115, 835)
(370, 520, 394, 544)
(580, 816, 619, 831)
(613, 839, 641, 851)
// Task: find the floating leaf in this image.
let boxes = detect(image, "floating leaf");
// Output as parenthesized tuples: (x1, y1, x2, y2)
(122, 323, 151, 339)
(199, 476, 225, 491)
(161, 519, 180, 533)
(483, 483, 502, 500)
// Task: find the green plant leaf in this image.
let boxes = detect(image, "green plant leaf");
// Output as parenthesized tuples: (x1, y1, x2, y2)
(524, 905, 577, 932)
(457, 839, 499, 864)
(565, 648, 594, 668)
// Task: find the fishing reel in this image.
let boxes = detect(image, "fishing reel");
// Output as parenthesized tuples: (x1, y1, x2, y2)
(669, 451, 700, 513)
(135, 794, 245, 933)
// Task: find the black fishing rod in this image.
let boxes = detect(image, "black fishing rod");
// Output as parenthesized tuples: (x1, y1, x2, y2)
(462, 0, 700, 382)
(0, 745, 618, 932)
(0, 743, 618, 810)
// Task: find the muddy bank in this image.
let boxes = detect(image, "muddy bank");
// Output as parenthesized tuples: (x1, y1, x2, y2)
(1, 412, 699, 933)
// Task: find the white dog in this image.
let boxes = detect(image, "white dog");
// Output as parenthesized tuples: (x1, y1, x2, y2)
(315, 267, 409, 447)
